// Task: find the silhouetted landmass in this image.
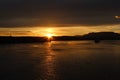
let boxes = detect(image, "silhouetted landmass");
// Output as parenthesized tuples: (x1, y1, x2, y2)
(0, 36, 48, 44)
(53, 32, 120, 41)
(83, 32, 120, 40)
(0, 32, 120, 43)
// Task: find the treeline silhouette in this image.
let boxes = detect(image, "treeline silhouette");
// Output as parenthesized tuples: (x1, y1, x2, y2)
(0, 32, 120, 43)
(53, 32, 120, 41)
(0, 36, 48, 44)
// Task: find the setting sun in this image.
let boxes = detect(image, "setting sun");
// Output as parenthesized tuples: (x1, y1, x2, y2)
(44, 28, 57, 38)
(46, 33, 53, 38)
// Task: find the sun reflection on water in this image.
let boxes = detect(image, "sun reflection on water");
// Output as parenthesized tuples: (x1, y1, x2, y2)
(40, 42, 57, 80)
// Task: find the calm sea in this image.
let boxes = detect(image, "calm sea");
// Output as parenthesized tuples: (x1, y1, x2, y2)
(0, 41, 120, 80)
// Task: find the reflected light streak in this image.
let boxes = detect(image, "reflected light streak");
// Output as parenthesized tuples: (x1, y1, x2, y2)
(41, 42, 57, 80)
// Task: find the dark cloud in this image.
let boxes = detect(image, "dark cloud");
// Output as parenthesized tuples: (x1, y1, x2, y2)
(0, 0, 120, 27)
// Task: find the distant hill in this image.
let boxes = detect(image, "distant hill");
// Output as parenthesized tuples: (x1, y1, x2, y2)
(82, 32, 120, 40)
(53, 32, 120, 41)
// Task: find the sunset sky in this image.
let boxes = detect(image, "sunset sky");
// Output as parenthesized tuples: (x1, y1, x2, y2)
(0, 0, 120, 36)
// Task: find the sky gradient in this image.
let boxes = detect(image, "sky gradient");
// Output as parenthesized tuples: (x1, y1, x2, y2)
(0, 0, 120, 36)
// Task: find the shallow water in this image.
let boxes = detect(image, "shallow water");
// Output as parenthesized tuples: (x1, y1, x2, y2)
(0, 41, 120, 80)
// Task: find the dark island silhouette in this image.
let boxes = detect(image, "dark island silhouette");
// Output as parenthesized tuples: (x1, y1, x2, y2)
(0, 32, 120, 43)
(53, 32, 120, 40)
(0, 36, 48, 44)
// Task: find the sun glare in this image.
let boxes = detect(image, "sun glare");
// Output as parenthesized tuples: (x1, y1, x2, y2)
(45, 28, 56, 38)
(46, 33, 53, 38)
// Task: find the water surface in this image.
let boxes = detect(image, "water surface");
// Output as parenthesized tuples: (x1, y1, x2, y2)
(0, 41, 120, 80)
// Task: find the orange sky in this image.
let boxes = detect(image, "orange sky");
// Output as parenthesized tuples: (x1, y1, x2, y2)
(0, 25, 120, 36)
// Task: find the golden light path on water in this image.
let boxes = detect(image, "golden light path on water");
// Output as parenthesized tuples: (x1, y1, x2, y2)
(35, 42, 58, 80)
(44, 42, 57, 80)
(39, 42, 57, 80)
(32, 42, 58, 80)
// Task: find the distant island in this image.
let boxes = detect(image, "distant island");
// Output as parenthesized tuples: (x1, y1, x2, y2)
(0, 32, 120, 43)
(53, 32, 120, 41)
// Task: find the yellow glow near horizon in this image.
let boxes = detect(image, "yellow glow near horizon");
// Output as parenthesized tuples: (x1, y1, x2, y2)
(45, 28, 53, 33)
(33, 28, 58, 36)
(26, 25, 120, 37)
